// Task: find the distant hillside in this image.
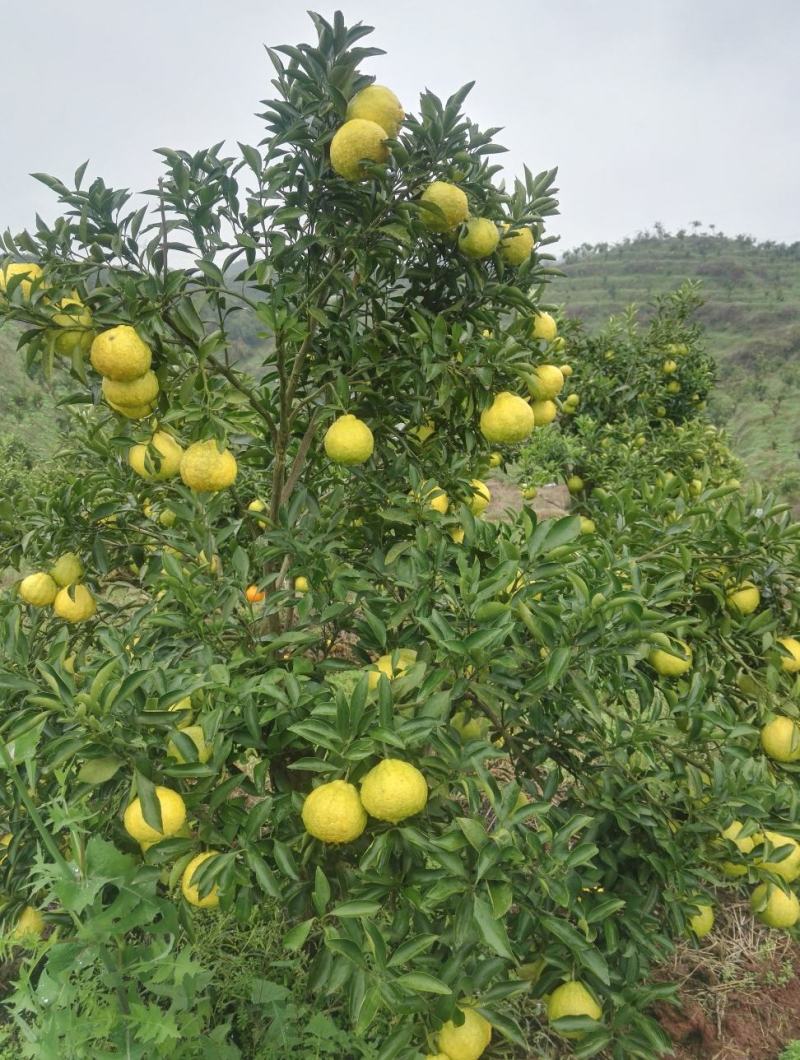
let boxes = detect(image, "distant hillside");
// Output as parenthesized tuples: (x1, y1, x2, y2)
(0, 326, 60, 458)
(552, 228, 800, 503)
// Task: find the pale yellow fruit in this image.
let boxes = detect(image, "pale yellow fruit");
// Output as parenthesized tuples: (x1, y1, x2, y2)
(368, 649, 417, 690)
(757, 832, 800, 882)
(666, 380, 681, 394)
(469, 479, 490, 515)
(181, 851, 221, 908)
(324, 414, 374, 465)
(360, 759, 427, 823)
(1, 261, 43, 299)
(437, 1008, 492, 1060)
(580, 517, 596, 535)
(167, 725, 211, 765)
(720, 820, 760, 877)
(90, 325, 152, 381)
(53, 584, 96, 623)
(450, 711, 491, 741)
(295, 576, 310, 594)
(330, 119, 388, 181)
(129, 431, 184, 481)
(531, 311, 557, 342)
(751, 882, 800, 929)
(411, 421, 436, 443)
(51, 296, 94, 356)
(102, 370, 159, 409)
(499, 225, 534, 266)
(760, 717, 800, 764)
(123, 786, 187, 845)
(107, 400, 154, 420)
(450, 527, 465, 544)
(689, 478, 703, 496)
(560, 363, 573, 377)
(528, 364, 564, 400)
(425, 1055, 450, 1060)
(662, 359, 678, 374)
(427, 487, 449, 515)
(50, 552, 83, 587)
(530, 399, 557, 426)
(777, 637, 800, 672)
(180, 440, 238, 492)
(168, 696, 193, 729)
(479, 392, 534, 444)
(19, 572, 58, 607)
(420, 181, 469, 232)
(648, 639, 692, 677)
(488, 452, 502, 468)
(302, 779, 367, 844)
(727, 582, 760, 615)
(687, 902, 714, 938)
(159, 508, 177, 527)
(0, 833, 11, 858)
(346, 84, 404, 137)
(459, 217, 499, 259)
(11, 905, 45, 942)
(566, 475, 584, 494)
(546, 980, 602, 1039)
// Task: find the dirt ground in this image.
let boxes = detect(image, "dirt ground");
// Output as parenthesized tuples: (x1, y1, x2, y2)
(485, 478, 570, 521)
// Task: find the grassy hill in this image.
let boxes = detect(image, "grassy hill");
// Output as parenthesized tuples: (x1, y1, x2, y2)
(0, 326, 61, 458)
(552, 228, 800, 503)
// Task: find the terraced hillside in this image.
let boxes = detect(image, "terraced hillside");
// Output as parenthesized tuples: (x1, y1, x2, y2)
(552, 230, 800, 504)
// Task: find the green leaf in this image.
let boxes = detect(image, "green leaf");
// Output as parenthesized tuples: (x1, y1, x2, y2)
(283, 918, 314, 951)
(77, 756, 123, 785)
(329, 900, 381, 919)
(394, 972, 452, 995)
(473, 895, 514, 960)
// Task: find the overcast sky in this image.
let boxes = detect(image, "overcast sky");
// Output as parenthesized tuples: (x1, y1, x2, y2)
(2, 0, 798, 253)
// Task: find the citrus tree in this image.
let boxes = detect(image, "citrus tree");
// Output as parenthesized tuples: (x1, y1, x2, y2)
(1, 12, 800, 1060)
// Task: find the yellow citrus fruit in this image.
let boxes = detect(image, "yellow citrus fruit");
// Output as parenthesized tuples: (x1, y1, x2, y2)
(129, 431, 184, 481)
(727, 582, 760, 615)
(662, 359, 678, 374)
(53, 584, 96, 623)
(687, 901, 714, 938)
(1, 261, 43, 299)
(330, 118, 388, 180)
(180, 440, 238, 491)
(751, 882, 800, 929)
(368, 648, 417, 690)
(459, 217, 499, 259)
(11, 905, 45, 942)
(360, 758, 427, 823)
(168, 696, 193, 729)
(50, 552, 83, 587)
(346, 84, 404, 137)
(666, 380, 681, 394)
(90, 325, 152, 381)
(450, 711, 491, 741)
(450, 527, 465, 544)
(560, 363, 573, 377)
(776, 637, 800, 672)
(419, 181, 469, 232)
(648, 639, 692, 677)
(437, 1008, 492, 1060)
(159, 508, 177, 527)
(479, 392, 534, 444)
(324, 414, 374, 465)
(546, 980, 602, 1039)
(102, 370, 159, 409)
(469, 479, 490, 516)
(167, 725, 211, 765)
(123, 786, 187, 845)
(51, 296, 94, 356)
(580, 517, 596, 534)
(426, 487, 449, 515)
(425, 1055, 450, 1060)
(566, 475, 584, 494)
(720, 820, 760, 877)
(301, 779, 367, 844)
(528, 364, 564, 400)
(19, 572, 58, 607)
(499, 225, 534, 266)
(294, 576, 310, 594)
(107, 399, 154, 420)
(181, 851, 221, 908)
(760, 717, 800, 763)
(757, 832, 800, 882)
(530, 399, 557, 426)
(531, 311, 557, 342)
(488, 452, 502, 468)
(411, 421, 436, 443)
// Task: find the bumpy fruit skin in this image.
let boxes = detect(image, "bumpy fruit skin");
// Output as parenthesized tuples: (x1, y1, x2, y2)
(180, 440, 238, 491)
(560, 363, 573, 377)
(324, 414, 374, 465)
(688, 902, 714, 938)
(53, 584, 96, 623)
(108, 400, 153, 420)
(469, 479, 490, 516)
(479, 392, 534, 444)
(167, 725, 211, 764)
(181, 851, 221, 908)
(437, 1008, 492, 1060)
(129, 431, 184, 481)
(11, 905, 45, 942)
(360, 759, 428, 823)
(19, 572, 58, 606)
(90, 325, 152, 381)
(546, 980, 602, 1039)
(777, 637, 800, 672)
(727, 582, 760, 615)
(721, 820, 760, 877)
(330, 119, 388, 180)
(368, 648, 417, 691)
(458, 217, 499, 259)
(427, 487, 449, 514)
(123, 787, 186, 845)
(500, 225, 534, 265)
(757, 831, 800, 882)
(662, 359, 678, 374)
(50, 552, 83, 587)
(648, 640, 692, 677)
(419, 181, 469, 232)
(751, 882, 800, 928)
(103, 370, 159, 409)
(51, 297, 94, 356)
(530, 399, 557, 426)
(301, 779, 367, 844)
(528, 364, 564, 400)
(450, 527, 465, 544)
(0, 262, 43, 299)
(531, 311, 557, 342)
(346, 84, 404, 136)
(760, 717, 800, 763)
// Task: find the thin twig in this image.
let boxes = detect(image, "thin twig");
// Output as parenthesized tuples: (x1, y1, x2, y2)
(280, 410, 322, 505)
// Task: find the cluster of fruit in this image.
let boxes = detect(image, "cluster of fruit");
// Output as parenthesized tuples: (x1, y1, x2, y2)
(17, 552, 95, 623)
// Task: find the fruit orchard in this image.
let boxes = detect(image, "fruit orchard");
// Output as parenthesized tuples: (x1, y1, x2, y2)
(1, 12, 800, 1060)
